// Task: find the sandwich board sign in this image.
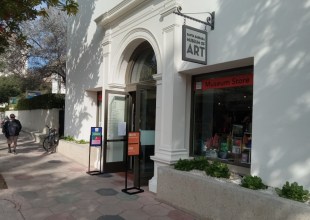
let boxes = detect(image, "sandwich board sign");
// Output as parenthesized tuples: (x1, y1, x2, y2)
(90, 127, 102, 147)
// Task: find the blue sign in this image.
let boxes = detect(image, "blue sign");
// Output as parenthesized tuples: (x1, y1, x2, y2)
(90, 127, 102, 147)
(26, 91, 41, 99)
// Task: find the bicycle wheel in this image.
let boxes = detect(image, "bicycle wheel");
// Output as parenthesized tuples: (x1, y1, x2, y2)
(54, 134, 59, 146)
(50, 136, 57, 153)
(43, 137, 51, 152)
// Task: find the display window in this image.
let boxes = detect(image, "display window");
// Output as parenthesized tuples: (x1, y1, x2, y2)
(191, 67, 253, 166)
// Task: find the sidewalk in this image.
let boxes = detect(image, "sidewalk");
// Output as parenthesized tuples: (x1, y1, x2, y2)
(0, 132, 197, 220)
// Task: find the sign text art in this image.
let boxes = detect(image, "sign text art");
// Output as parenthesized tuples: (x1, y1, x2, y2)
(182, 25, 207, 65)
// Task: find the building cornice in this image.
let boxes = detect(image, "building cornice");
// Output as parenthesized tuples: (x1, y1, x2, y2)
(95, 0, 151, 27)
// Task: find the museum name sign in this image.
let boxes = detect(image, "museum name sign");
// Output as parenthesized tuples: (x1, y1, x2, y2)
(182, 25, 207, 65)
(195, 74, 253, 91)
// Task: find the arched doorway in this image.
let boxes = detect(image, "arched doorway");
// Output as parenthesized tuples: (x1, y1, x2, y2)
(102, 41, 157, 186)
(126, 41, 157, 186)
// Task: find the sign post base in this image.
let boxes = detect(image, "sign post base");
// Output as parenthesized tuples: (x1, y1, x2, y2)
(122, 132, 144, 195)
(86, 170, 101, 175)
(122, 187, 144, 195)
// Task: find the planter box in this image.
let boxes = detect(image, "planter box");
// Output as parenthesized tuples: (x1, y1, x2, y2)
(57, 140, 99, 168)
(157, 166, 310, 220)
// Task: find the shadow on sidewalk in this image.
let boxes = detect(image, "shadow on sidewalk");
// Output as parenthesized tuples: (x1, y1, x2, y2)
(0, 174, 8, 189)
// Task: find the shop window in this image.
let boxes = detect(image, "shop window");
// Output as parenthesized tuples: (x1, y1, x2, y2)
(191, 67, 253, 166)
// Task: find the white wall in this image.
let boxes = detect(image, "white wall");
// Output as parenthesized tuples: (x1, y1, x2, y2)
(176, 0, 310, 189)
(5, 109, 60, 134)
(66, 0, 310, 189)
(65, 1, 121, 140)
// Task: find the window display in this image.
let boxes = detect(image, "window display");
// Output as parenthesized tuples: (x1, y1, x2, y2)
(191, 67, 253, 166)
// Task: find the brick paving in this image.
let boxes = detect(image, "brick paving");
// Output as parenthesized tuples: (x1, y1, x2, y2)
(0, 132, 197, 220)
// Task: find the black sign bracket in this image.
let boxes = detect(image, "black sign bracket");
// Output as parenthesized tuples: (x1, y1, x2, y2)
(173, 6, 215, 30)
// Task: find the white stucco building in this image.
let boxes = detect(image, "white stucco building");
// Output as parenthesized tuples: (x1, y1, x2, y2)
(65, 0, 310, 193)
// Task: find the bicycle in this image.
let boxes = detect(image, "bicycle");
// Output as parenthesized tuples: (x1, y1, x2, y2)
(43, 125, 59, 153)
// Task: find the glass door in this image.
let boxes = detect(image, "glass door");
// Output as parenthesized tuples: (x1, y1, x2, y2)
(103, 90, 130, 172)
(134, 84, 156, 185)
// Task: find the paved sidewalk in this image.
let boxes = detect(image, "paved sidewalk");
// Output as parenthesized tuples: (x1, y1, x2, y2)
(0, 132, 197, 220)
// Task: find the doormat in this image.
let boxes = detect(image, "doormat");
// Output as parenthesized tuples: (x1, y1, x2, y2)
(0, 174, 8, 189)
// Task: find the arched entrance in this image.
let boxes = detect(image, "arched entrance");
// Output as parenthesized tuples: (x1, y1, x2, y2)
(126, 41, 157, 186)
(102, 41, 157, 186)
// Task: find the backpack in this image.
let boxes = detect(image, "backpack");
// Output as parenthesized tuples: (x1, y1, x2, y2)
(7, 120, 20, 136)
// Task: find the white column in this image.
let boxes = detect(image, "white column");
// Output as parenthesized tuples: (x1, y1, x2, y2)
(149, 23, 190, 193)
(94, 37, 112, 170)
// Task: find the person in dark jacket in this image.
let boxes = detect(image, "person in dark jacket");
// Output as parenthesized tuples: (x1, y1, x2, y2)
(2, 114, 22, 154)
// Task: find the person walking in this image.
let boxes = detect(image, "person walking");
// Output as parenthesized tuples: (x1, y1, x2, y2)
(2, 114, 22, 154)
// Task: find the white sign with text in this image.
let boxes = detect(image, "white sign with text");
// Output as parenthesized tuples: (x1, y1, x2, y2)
(182, 25, 207, 65)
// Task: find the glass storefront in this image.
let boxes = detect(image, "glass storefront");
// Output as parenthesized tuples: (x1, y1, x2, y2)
(191, 67, 253, 166)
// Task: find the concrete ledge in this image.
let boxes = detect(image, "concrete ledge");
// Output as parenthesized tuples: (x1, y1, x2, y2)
(29, 131, 46, 144)
(157, 166, 310, 220)
(57, 140, 99, 168)
(22, 129, 46, 144)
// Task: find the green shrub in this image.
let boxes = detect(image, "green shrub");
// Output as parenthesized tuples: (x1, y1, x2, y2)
(16, 93, 64, 110)
(241, 175, 267, 190)
(63, 136, 75, 142)
(62, 136, 89, 144)
(205, 161, 230, 178)
(174, 157, 210, 171)
(191, 157, 210, 171)
(275, 181, 310, 203)
(75, 139, 88, 144)
(174, 159, 194, 171)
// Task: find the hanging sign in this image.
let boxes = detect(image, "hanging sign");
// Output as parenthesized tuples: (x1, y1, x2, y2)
(90, 127, 102, 147)
(182, 25, 207, 65)
(128, 132, 140, 156)
(199, 74, 253, 91)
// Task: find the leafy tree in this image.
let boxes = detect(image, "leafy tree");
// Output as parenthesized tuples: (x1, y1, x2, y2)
(0, 40, 27, 75)
(25, 7, 68, 83)
(0, 75, 22, 103)
(19, 72, 51, 93)
(0, 0, 78, 54)
(0, 74, 50, 103)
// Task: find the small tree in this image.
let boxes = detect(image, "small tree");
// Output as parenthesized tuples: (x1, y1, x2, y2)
(0, 75, 22, 103)
(24, 7, 68, 84)
(0, 0, 78, 54)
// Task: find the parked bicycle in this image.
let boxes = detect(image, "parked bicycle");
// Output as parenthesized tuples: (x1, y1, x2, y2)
(43, 125, 59, 153)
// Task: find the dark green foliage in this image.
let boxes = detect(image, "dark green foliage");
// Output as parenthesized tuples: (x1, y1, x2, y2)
(275, 181, 310, 203)
(174, 159, 194, 171)
(16, 93, 64, 110)
(191, 157, 210, 170)
(241, 175, 267, 190)
(0, 75, 22, 103)
(174, 157, 210, 171)
(205, 161, 230, 178)
(63, 136, 75, 142)
(0, 75, 51, 103)
(62, 136, 88, 144)
(75, 139, 88, 144)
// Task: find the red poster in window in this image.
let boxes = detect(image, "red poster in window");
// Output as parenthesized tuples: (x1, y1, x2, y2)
(201, 74, 253, 91)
